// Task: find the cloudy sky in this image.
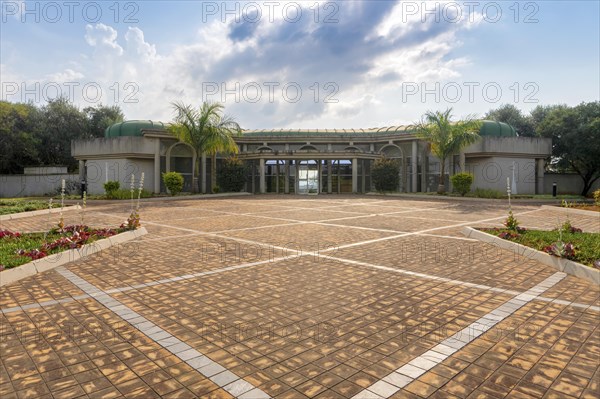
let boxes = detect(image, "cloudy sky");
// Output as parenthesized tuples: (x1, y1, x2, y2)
(1, 1, 598, 128)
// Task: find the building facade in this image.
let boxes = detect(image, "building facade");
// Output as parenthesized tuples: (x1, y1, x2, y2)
(71, 120, 552, 195)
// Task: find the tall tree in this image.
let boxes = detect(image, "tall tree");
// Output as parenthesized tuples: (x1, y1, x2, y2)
(484, 104, 535, 137)
(0, 101, 41, 173)
(415, 108, 482, 194)
(537, 102, 600, 196)
(168, 101, 241, 193)
(84, 104, 125, 138)
(36, 97, 88, 170)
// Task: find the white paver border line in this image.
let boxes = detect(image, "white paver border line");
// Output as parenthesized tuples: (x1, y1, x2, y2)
(56, 267, 271, 399)
(462, 227, 600, 285)
(0, 204, 81, 221)
(0, 227, 148, 287)
(351, 272, 567, 399)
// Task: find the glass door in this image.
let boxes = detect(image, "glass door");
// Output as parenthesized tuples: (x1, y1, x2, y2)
(298, 161, 319, 194)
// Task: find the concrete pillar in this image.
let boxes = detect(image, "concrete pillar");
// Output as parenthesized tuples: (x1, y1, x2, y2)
(421, 151, 428, 192)
(327, 160, 332, 194)
(536, 158, 545, 194)
(411, 141, 418, 192)
(352, 158, 358, 193)
(360, 160, 365, 193)
(259, 158, 266, 194)
(200, 153, 207, 194)
(459, 151, 466, 172)
(251, 161, 256, 193)
(402, 157, 408, 192)
(317, 160, 322, 194)
(284, 160, 290, 194)
(78, 160, 85, 182)
(154, 141, 160, 193)
(275, 162, 280, 193)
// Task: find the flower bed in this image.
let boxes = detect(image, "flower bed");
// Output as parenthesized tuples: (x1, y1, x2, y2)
(479, 227, 600, 269)
(0, 225, 132, 270)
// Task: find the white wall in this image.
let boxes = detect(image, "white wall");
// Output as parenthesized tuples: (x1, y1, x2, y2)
(544, 173, 600, 196)
(84, 159, 155, 195)
(466, 157, 537, 194)
(0, 173, 78, 198)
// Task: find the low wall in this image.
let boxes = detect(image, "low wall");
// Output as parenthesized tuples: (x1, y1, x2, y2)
(544, 173, 600, 195)
(0, 173, 79, 198)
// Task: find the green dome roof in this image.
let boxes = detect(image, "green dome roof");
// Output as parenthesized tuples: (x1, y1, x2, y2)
(104, 120, 167, 138)
(479, 120, 517, 137)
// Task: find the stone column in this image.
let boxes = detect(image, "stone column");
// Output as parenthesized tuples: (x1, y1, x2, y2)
(361, 160, 366, 194)
(259, 158, 266, 194)
(411, 141, 418, 192)
(402, 157, 408, 192)
(536, 158, 545, 194)
(327, 160, 332, 194)
(352, 158, 358, 193)
(459, 151, 466, 172)
(284, 160, 290, 194)
(154, 140, 160, 193)
(200, 153, 207, 194)
(317, 160, 322, 194)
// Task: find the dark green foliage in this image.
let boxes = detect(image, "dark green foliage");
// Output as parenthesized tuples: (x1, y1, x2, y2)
(536, 102, 600, 196)
(450, 173, 474, 196)
(218, 157, 247, 192)
(103, 181, 120, 198)
(372, 158, 400, 192)
(0, 98, 125, 174)
(163, 172, 184, 196)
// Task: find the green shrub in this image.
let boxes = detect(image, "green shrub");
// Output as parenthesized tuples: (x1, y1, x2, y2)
(217, 157, 247, 192)
(163, 172, 184, 196)
(450, 173, 474, 196)
(594, 189, 600, 206)
(107, 189, 153, 200)
(372, 158, 400, 192)
(472, 188, 504, 199)
(103, 181, 120, 199)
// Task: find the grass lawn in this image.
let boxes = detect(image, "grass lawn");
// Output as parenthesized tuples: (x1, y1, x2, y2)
(0, 199, 60, 216)
(481, 228, 600, 268)
(0, 226, 126, 270)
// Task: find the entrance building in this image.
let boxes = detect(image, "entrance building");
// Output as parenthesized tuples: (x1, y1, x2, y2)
(71, 121, 552, 195)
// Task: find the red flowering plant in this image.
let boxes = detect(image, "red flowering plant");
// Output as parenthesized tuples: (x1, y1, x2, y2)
(0, 229, 21, 239)
(543, 241, 576, 260)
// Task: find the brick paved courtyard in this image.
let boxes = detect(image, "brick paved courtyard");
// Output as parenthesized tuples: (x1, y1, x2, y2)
(1, 196, 599, 399)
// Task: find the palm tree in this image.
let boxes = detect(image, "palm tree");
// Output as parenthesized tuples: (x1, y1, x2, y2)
(169, 101, 241, 193)
(415, 108, 482, 194)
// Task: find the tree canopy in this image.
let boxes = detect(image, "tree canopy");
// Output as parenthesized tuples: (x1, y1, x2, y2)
(0, 98, 124, 173)
(536, 102, 600, 195)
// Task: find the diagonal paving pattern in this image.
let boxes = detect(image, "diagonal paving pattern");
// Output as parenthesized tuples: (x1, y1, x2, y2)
(1, 195, 599, 399)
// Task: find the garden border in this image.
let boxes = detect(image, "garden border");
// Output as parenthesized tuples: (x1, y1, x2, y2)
(0, 204, 81, 221)
(462, 226, 599, 285)
(0, 227, 147, 287)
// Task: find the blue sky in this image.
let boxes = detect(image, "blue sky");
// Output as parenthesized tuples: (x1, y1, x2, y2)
(1, 1, 598, 128)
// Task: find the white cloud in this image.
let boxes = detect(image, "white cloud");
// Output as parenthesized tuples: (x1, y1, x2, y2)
(1, 3, 486, 127)
(84, 23, 123, 55)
